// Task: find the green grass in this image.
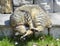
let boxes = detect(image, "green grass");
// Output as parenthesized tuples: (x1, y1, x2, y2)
(0, 35, 60, 46)
(0, 37, 14, 46)
(27, 35, 60, 46)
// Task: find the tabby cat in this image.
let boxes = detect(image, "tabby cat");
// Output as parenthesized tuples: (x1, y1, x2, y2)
(10, 5, 52, 39)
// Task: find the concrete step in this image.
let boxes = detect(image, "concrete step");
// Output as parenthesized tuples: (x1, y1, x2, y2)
(34, 0, 53, 13)
(0, 13, 60, 38)
(50, 26, 60, 39)
(0, 26, 13, 37)
(0, 14, 13, 37)
(49, 13, 60, 38)
(0, 14, 48, 37)
(0, 14, 11, 26)
(13, 0, 33, 7)
(49, 13, 60, 26)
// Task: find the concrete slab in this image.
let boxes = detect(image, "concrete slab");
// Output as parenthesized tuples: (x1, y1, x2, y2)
(34, 0, 53, 13)
(49, 13, 60, 26)
(50, 26, 60, 39)
(13, 0, 33, 6)
(0, 26, 13, 37)
(0, 14, 11, 26)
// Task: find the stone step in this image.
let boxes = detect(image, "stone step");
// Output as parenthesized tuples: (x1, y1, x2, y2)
(0, 14, 11, 26)
(34, 0, 53, 13)
(0, 13, 60, 38)
(49, 13, 60, 38)
(0, 26, 13, 37)
(0, 14, 48, 37)
(50, 26, 60, 39)
(49, 13, 60, 26)
(0, 14, 13, 37)
(13, 0, 33, 7)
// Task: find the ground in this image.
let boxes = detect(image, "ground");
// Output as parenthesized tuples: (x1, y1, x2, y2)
(0, 35, 60, 46)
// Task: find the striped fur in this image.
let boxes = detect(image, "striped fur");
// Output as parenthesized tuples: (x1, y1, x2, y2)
(10, 5, 52, 38)
(0, 0, 13, 13)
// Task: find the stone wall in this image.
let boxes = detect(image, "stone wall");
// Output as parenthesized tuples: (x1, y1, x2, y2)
(0, 0, 60, 39)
